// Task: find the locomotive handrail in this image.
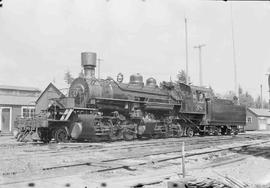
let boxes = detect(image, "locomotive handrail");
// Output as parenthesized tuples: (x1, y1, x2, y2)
(94, 97, 146, 103)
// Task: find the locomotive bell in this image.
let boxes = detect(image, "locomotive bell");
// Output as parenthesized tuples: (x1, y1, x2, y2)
(81, 52, 97, 78)
(129, 73, 144, 86)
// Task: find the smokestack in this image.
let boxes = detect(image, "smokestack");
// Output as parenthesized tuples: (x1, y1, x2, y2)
(81, 52, 97, 78)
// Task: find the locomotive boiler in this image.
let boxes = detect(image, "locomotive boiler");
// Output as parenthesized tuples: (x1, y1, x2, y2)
(15, 52, 246, 143)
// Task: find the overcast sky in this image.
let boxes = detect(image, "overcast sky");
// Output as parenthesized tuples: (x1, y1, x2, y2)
(0, 0, 270, 99)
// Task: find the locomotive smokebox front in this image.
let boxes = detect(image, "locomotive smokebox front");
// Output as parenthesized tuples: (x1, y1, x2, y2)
(68, 52, 103, 107)
(69, 52, 115, 107)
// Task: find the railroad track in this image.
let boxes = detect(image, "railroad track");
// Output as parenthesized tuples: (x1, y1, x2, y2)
(1, 138, 270, 186)
(2, 133, 268, 162)
(1, 133, 270, 184)
(1, 134, 269, 172)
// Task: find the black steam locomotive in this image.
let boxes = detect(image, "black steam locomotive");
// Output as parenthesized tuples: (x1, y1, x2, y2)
(15, 52, 246, 143)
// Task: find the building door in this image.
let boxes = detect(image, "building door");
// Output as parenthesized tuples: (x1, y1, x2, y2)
(0, 107, 12, 133)
(258, 118, 267, 130)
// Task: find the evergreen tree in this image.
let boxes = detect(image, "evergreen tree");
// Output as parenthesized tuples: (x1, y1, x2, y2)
(176, 70, 190, 84)
(64, 70, 74, 85)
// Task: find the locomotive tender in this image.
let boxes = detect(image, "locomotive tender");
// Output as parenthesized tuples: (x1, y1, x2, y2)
(15, 52, 246, 143)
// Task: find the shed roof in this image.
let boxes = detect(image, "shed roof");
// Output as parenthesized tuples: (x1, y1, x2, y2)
(248, 108, 270, 117)
(36, 83, 65, 103)
(0, 95, 37, 106)
(0, 85, 40, 92)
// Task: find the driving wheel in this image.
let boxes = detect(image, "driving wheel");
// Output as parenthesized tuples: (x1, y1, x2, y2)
(54, 127, 68, 143)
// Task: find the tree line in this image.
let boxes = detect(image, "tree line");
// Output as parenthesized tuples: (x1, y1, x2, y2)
(176, 70, 269, 109)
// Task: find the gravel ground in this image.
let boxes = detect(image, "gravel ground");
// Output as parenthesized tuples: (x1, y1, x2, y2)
(1, 132, 270, 188)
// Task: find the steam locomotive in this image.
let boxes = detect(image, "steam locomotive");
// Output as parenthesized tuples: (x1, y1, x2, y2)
(15, 52, 246, 143)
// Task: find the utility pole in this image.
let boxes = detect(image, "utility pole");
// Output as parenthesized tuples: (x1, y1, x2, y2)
(194, 44, 206, 86)
(260, 84, 263, 109)
(230, 3, 238, 98)
(185, 18, 189, 85)
(268, 74, 270, 111)
(97, 58, 103, 79)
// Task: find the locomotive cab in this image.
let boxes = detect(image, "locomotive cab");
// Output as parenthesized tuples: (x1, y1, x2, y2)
(178, 83, 212, 114)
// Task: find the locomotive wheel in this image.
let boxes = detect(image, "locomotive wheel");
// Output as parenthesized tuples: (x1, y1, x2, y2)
(123, 129, 134, 141)
(170, 123, 183, 138)
(186, 128, 194, 137)
(38, 128, 51, 143)
(232, 126, 239, 135)
(175, 125, 184, 137)
(221, 126, 227, 135)
(226, 129, 232, 135)
(164, 128, 172, 138)
(199, 131, 205, 136)
(108, 128, 123, 141)
(213, 128, 219, 136)
(136, 134, 143, 139)
(54, 127, 68, 143)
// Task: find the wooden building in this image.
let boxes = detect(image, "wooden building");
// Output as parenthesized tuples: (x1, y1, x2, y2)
(35, 83, 65, 114)
(0, 85, 40, 134)
(245, 108, 270, 131)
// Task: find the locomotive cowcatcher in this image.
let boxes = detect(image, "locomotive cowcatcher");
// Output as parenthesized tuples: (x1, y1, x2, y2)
(15, 52, 246, 143)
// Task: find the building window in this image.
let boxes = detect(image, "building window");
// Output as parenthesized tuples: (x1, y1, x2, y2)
(21, 107, 35, 118)
(247, 116, 252, 124)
